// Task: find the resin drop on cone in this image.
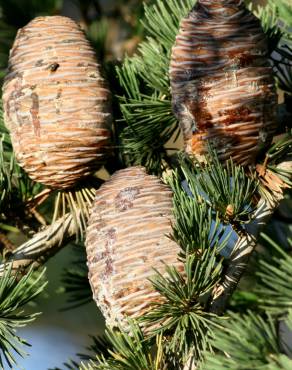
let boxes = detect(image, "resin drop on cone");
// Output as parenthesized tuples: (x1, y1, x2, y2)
(3, 16, 112, 188)
(170, 0, 277, 166)
(85, 166, 182, 327)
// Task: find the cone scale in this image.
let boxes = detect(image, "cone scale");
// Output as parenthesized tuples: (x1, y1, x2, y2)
(85, 167, 182, 327)
(2, 16, 112, 189)
(170, 0, 277, 166)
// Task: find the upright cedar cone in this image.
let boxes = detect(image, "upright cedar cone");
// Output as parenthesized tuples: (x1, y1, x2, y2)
(2, 16, 112, 188)
(85, 166, 182, 327)
(170, 0, 277, 166)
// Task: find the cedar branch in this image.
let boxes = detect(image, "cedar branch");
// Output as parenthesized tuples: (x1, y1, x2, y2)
(183, 160, 292, 370)
(0, 212, 77, 275)
(209, 160, 292, 314)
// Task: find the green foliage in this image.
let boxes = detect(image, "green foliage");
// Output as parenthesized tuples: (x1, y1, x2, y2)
(267, 131, 292, 165)
(228, 290, 259, 313)
(183, 152, 258, 225)
(0, 265, 47, 368)
(259, 1, 292, 95)
(86, 17, 109, 62)
(266, 356, 292, 370)
(142, 0, 195, 51)
(117, 86, 177, 174)
(116, 0, 195, 174)
(248, 2, 283, 53)
(272, 0, 292, 39)
(255, 233, 292, 314)
(81, 321, 166, 370)
(225, 231, 292, 316)
(250, 0, 292, 43)
(168, 165, 230, 258)
(202, 311, 288, 370)
(140, 252, 223, 364)
(260, 130, 292, 192)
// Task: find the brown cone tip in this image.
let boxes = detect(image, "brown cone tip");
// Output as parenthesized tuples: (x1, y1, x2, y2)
(2, 16, 112, 189)
(85, 166, 182, 327)
(170, 0, 277, 166)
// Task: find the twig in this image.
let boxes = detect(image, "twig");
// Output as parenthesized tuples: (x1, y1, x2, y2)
(209, 161, 292, 315)
(183, 353, 197, 370)
(0, 212, 78, 275)
(25, 188, 53, 226)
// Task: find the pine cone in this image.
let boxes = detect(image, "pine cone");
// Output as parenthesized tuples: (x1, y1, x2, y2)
(85, 166, 182, 327)
(170, 0, 277, 166)
(2, 16, 112, 189)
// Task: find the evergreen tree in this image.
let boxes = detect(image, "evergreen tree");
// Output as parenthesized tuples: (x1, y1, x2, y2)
(0, 0, 291, 369)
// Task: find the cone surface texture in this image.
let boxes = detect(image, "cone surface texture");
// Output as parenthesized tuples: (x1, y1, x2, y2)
(170, 0, 277, 166)
(85, 166, 182, 327)
(3, 16, 112, 188)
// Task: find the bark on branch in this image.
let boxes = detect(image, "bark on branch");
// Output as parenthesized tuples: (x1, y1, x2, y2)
(0, 212, 77, 275)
